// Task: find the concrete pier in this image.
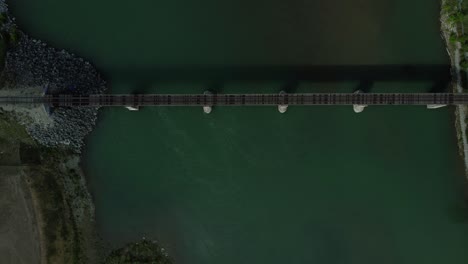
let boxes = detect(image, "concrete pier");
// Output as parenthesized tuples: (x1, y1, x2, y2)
(353, 90, 368, 113)
(278, 91, 288, 113)
(203, 91, 212, 114)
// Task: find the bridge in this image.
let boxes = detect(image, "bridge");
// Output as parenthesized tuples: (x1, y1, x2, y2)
(0, 64, 455, 113)
(0, 93, 466, 113)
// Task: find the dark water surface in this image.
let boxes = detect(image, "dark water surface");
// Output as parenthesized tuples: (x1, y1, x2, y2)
(10, 0, 468, 263)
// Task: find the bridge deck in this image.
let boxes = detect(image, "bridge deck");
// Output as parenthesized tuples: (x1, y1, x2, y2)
(0, 93, 466, 107)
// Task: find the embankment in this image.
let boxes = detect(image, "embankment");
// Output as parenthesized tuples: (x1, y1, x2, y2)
(441, 0, 468, 174)
(0, 0, 107, 263)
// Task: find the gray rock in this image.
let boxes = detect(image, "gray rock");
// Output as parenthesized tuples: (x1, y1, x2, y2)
(0, 0, 107, 153)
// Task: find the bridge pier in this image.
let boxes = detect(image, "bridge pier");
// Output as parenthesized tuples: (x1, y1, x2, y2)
(203, 91, 212, 114)
(278, 91, 288, 113)
(353, 90, 368, 113)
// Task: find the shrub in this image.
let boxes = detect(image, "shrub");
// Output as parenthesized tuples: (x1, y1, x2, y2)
(8, 26, 19, 46)
(460, 59, 468, 70)
(449, 34, 468, 44)
(0, 13, 6, 24)
(449, 11, 466, 23)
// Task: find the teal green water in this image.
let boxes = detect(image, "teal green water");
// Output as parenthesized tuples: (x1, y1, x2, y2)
(9, 0, 468, 263)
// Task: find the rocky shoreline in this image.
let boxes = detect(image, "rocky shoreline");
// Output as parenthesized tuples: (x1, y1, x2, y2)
(0, 3, 106, 152)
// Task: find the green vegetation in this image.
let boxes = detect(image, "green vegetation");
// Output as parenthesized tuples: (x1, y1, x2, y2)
(444, 1, 468, 71)
(449, 10, 466, 23)
(450, 33, 468, 44)
(27, 148, 85, 263)
(442, 2, 453, 12)
(461, 59, 468, 69)
(7, 25, 19, 46)
(0, 111, 34, 164)
(104, 239, 173, 264)
(0, 112, 33, 143)
(0, 13, 6, 24)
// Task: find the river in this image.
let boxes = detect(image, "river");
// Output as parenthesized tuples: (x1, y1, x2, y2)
(9, 0, 468, 263)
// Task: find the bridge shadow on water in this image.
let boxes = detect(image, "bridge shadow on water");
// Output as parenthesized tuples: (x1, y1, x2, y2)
(108, 64, 452, 93)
